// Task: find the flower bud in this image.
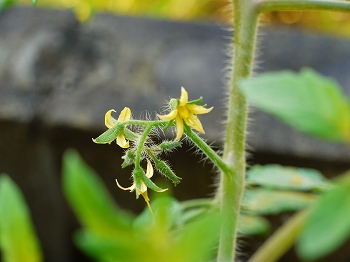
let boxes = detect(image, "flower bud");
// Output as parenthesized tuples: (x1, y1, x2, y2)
(155, 160, 181, 185)
(159, 140, 182, 151)
(121, 150, 136, 168)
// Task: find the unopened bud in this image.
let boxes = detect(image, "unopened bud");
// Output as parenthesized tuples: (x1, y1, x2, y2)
(159, 140, 182, 151)
(155, 160, 181, 185)
(121, 150, 136, 168)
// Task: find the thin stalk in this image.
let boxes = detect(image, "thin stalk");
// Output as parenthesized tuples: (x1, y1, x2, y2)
(134, 124, 154, 169)
(248, 208, 309, 262)
(254, 0, 350, 13)
(217, 0, 259, 261)
(184, 126, 230, 174)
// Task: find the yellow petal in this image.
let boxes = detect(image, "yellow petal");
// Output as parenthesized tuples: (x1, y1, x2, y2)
(118, 107, 131, 122)
(140, 191, 154, 216)
(157, 109, 178, 121)
(146, 159, 154, 178)
(186, 104, 213, 115)
(105, 109, 117, 129)
(185, 115, 205, 133)
(116, 179, 135, 191)
(178, 106, 190, 118)
(179, 87, 188, 106)
(116, 134, 130, 148)
(138, 182, 148, 194)
(175, 115, 184, 140)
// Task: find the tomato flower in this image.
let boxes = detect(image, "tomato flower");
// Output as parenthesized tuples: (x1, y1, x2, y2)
(158, 87, 213, 140)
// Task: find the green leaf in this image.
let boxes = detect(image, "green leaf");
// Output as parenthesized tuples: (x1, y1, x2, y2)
(75, 196, 219, 262)
(0, 175, 43, 262)
(32, 0, 37, 6)
(134, 196, 183, 236)
(62, 150, 133, 237)
(297, 183, 350, 261)
(240, 68, 350, 142)
(238, 215, 270, 236)
(173, 211, 221, 262)
(74, 230, 143, 262)
(247, 164, 331, 191)
(0, 0, 16, 12)
(243, 188, 316, 215)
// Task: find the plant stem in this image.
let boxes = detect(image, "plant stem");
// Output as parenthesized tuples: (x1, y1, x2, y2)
(254, 0, 350, 13)
(217, 1, 259, 261)
(184, 126, 230, 174)
(134, 124, 154, 169)
(248, 208, 309, 262)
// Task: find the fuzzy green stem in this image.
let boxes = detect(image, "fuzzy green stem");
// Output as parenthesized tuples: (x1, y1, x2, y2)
(184, 125, 231, 175)
(124, 119, 170, 127)
(248, 208, 309, 262)
(254, 0, 350, 13)
(216, 1, 259, 261)
(134, 124, 155, 169)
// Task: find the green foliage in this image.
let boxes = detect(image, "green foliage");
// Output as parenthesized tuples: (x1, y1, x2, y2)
(62, 150, 221, 262)
(247, 164, 330, 191)
(240, 68, 350, 142)
(243, 188, 316, 215)
(238, 215, 270, 236)
(0, 0, 16, 11)
(239, 164, 331, 237)
(0, 175, 43, 262)
(297, 180, 350, 261)
(62, 149, 134, 238)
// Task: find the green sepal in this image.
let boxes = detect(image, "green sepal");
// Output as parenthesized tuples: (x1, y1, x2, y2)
(169, 98, 179, 110)
(121, 150, 136, 168)
(155, 160, 181, 185)
(159, 140, 182, 151)
(92, 123, 123, 144)
(133, 167, 165, 192)
(187, 97, 203, 105)
(123, 128, 138, 141)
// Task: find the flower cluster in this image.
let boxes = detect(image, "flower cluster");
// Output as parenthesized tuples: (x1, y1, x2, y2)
(93, 87, 212, 212)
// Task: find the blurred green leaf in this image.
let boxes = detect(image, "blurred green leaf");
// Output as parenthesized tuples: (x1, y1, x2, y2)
(31, 0, 36, 6)
(243, 188, 316, 215)
(240, 68, 350, 142)
(75, 230, 144, 262)
(0, 174, 43, 262)
(238, 215, 270, 236)
(247, 164, 331, 191)
(297, 183, 350, 261)
(173, 211, 221, 262)
(76, 195, 220, 262)
(133, 196, 183, 233)
(62, 149, 134, 238)
(0, 0, 16, 12)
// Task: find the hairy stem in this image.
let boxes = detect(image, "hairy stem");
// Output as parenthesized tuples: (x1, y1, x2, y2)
(134, 124, 154, 169)
(184, 126, 230, 174)
(217, 0, 259, 261)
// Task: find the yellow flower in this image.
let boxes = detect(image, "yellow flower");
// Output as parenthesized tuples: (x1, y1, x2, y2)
(158, 87, 213, 140)
(104, 107, 131, 148)
(116, 159, 167, 215)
